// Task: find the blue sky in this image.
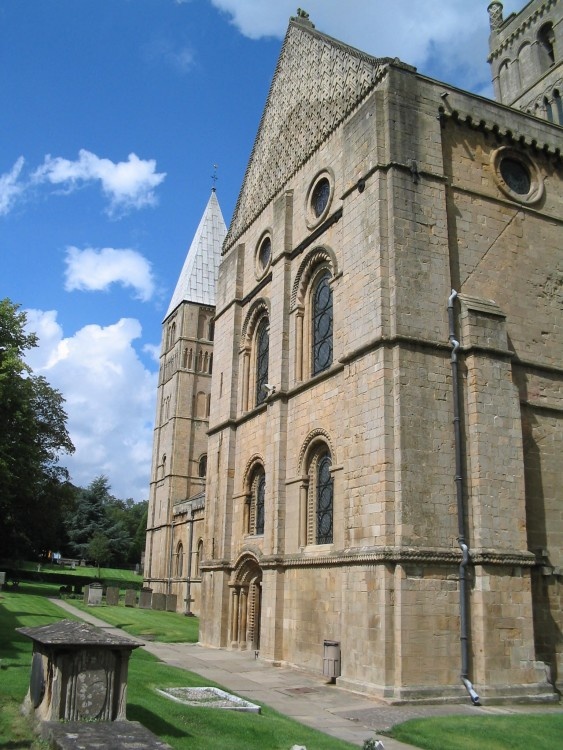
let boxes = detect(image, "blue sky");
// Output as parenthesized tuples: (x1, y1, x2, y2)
(1, 0, 521, 501)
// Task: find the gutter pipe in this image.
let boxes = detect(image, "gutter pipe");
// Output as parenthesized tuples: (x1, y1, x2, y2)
(448, 289, 480, 706)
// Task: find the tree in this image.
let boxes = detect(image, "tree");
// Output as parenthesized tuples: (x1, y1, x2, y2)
(0, 299, 74, 560)
(87, 532, 112, 577)
(66, 475, 131, 565)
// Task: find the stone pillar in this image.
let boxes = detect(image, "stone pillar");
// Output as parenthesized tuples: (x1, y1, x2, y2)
(295, 310, 304, 382)
(230, 588, 240, 645)
(241, 348, 250, 412)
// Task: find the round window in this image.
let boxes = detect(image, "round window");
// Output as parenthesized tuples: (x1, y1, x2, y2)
(491, 147, 543, 204)
(499, 157, 531, 195)
(258, 236, 271, 269)
(306, 170, 334, 229)
(312, 178, 331, 218)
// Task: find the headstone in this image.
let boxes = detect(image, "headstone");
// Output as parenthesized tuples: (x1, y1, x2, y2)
(124, 589, 137, 608)
(17, 619, 141, 723)
(83, 585, 90, 604)
(87, 583, 103, 606)
(165, 594, 177, 612)
(135, 563, 140, 575)
(80, 559, 86, 567)
(105, 586, 119, 606)
(151, 592, 166, 611)
(0, 572, 6, 588)
(139, 588, 152, 609)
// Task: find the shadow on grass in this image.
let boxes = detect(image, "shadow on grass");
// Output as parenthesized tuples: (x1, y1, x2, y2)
(127, 704, 192, 740)
(0, 742, 35, 749)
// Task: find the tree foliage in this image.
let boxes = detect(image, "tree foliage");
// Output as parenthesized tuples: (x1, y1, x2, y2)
(0, 298, 74, 559)
(66, 475, 147, 567)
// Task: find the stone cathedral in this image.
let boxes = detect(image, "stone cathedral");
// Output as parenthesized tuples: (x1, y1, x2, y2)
(145, 1, 562, 703)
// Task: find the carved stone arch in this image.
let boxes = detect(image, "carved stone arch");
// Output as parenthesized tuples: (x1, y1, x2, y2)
(240, 298, 271, 350)
(298, 427, 336, 475)
(229, 552, 263, 650)
(242, 453, 265, 491)
(291, 246, 338, 311)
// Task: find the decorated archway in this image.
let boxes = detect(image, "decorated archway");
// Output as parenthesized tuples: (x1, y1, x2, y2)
(229, 555, 262, 651)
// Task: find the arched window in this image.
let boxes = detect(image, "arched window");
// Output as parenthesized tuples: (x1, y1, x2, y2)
(554, 90, 563, 125)
(538, 23, 555, 71)
(196, 539, 203, 577)
(245, 466, 266, 536)
(176, 542, 184, 577)
(198, 454, 207, 478)
(255, 318, 269, 406)
(316, 452, 333, 544)
(312, 269, 333, 376)
(299, 438, 335, 547)
(544, 96, 554, 122)
(208, 320, 215, 341)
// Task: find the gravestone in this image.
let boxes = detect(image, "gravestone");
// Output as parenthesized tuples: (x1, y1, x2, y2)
(124, 589, 137, 608)
(151, 592, 166, 611)
(105, 586, 119, 606)
(166, 594, 177, 612)
(83, 585, 90, 604)
(17, 619, 142, 722)
(139, 587, 152, 609)
(0, 572, 6, 589)
(87, 583, 103, 606)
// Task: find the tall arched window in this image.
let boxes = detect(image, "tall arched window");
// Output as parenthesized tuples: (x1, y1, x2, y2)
(245, 466, 266, 536)
(176, 542, 184, 576)
(299, 438, 335, 547)
(255, 318, 269, 406)
(198, 454, 207, 478)
(196, 539, 203, 577)
(316, 452, 333, 544)
(312, 270, 333, 375)
(538, 23, 555, 71)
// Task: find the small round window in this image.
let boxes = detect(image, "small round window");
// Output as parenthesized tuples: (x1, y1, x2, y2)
(499, 158, 531, 195)
(306, 170, 334, 229)
(258, 236, 271, 269)
(491, 147, 543, 204)
(312, 178, 330, 217)
(255, 232, 272, 279)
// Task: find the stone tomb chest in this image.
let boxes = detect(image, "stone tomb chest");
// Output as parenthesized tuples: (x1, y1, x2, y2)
(17, 619, 141, 723)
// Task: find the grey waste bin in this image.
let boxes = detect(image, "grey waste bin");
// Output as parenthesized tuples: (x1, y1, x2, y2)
(323, 639, 341, 680)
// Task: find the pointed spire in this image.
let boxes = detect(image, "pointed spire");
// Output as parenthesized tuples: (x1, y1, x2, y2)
(165, 191, 227, 319)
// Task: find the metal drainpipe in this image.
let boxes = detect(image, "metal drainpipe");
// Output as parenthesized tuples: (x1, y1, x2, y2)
(448, 289, 480, 706)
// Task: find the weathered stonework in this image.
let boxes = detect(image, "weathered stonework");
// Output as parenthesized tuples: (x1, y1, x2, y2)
(198, 2, 562, 703)
(145, 1, 562, 703)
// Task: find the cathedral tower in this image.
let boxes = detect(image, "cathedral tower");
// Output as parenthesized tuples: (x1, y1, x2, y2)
(144, 189, 226, 612)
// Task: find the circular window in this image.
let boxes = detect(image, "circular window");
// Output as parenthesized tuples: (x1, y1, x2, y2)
(306, 170, 334, 229)
(255, 232, 272, 279)
(312, 178, 330, 217)
(491, 147, 543, 204)
(499, 158, 531, 195)
(258, 236, 271, 269)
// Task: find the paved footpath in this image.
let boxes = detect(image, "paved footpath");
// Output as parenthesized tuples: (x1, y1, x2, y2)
(52, 599, 562, 749)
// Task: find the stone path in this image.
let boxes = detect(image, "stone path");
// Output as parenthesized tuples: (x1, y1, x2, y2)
(51, 599, 562, 749)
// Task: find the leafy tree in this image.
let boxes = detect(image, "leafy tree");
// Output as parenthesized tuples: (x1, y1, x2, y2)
(0, 299, 74, 560)
(66, 475, 131, 564)
(87, 532, 112, 576)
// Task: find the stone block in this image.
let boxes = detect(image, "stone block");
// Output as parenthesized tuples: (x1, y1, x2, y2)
(87, 584, 103, 606)
(152, 592, 167, 611)
(105, 586, 120, 606)
(124, 589, 138, 608)
(139, 588, 152, 609)
(165, 594, 177, 612)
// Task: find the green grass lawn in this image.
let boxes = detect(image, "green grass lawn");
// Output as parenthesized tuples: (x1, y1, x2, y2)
(390, 713, 563, 750)
(66, 597, 200, 643)
(0, 583, 356, 750)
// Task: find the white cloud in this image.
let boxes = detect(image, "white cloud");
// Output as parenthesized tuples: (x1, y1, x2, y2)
(25, 309, 158, 501)
(209, 0, 522, 93)
(0, 157, 25, 216)
(65, 246, 156, 302)
(33, 149, 166, 214)
(144, 37, 195, 73)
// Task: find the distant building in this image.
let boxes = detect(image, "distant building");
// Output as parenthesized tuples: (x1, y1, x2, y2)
(147, 0, 562, 702)
(143, 190, 226, 614)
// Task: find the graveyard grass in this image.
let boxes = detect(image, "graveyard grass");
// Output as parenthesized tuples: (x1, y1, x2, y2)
(0, 582, 356, 750)
(1, 580, 562, 750)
